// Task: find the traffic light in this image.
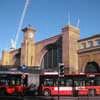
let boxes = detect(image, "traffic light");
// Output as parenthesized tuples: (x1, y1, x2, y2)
(59, 63, 64, 76)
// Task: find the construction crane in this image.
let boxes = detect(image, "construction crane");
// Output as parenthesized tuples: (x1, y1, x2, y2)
(10, 0, 30, 50)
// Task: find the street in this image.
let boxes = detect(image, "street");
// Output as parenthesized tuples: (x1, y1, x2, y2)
(1, 96, 100, 100)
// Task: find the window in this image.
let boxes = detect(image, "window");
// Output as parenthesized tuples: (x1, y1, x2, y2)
(86, 79, 94, 86)
(65, 79, 73, 86)
(41, 38, 62, 69)
(88, 41, 93, 48)
(44, 79, 54, 86)
(95, 76, 100, 86)
(96, 39, 100, 46)
(54, 79, 58, 86)
(60, 78, 65, 86)
(81, 43, 86, 49)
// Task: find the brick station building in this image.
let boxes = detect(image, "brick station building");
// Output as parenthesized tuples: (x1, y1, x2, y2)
(1, 24, 100, 74)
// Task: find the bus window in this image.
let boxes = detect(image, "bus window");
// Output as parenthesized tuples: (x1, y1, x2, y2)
(54, 79, 58, 86)
(74, 76, 86, 86)
(86, 79, 94, 86)
(44, 79, 54, 86)
(95, 76, 100, 86)
(86, 81, 90, 86)
(0, 79, 8, 86)
(21, 79, 24, 84)
(5, 80, 8, 86)
(74, 80, 84, 86)
(80, 81, 86, 86)
(12, 80, 15, 85)
(65, 79, 73, 86)
(59, 78, 64, 86)
(16, 79, 20, 85)
(74, 81, 79, 86)
(9, 79, 16, 86)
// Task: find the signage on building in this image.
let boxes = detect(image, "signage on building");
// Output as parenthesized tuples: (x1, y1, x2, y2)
(21, 65, 27, 72)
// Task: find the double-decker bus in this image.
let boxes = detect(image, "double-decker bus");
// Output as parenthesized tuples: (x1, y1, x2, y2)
(39, 72, 100, 96)
(0, 71, 28, 95)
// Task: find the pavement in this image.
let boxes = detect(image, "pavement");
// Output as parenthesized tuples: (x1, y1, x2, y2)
(1, 96, 100, 100)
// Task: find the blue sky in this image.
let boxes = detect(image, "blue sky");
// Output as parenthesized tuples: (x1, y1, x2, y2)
(0, 0, 100, 58)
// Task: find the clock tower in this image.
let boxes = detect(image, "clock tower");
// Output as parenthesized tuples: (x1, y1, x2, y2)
(23, 26, 35, 42)
(21, 26, 36, 67)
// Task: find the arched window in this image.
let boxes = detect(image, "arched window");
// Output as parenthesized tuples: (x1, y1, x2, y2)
(85, 62, 100, 73)
(41, 37, 62, 69)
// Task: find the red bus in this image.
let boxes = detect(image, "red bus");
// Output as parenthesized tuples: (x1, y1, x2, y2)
(39, 72, 100, 96)
(84, 73, 100, 96)
(0, 71, 28, 95)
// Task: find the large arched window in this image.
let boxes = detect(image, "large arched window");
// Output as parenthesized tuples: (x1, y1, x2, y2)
(85, 61, 100, 73)
(41, 37, 62, 69)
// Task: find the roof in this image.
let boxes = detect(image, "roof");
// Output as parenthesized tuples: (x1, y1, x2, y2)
(35, 34, 62, 45)
(78, 34, 100, 42)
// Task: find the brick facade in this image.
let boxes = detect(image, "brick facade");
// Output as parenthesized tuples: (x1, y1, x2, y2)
(78, 35, 100, 73)
(1, 25, 100, 74)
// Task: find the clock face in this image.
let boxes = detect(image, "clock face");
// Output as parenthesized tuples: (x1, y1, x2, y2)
(29, 32, 33, 38)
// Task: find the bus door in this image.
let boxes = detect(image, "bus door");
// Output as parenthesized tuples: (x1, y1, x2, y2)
(86, 74, 96, 96)
(64, 77, 73, 96)
(73, 75, 87, 96)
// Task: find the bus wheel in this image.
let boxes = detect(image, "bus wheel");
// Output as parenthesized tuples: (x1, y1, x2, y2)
(88, 89, 96, 96)
(43, 89, 51, 96)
